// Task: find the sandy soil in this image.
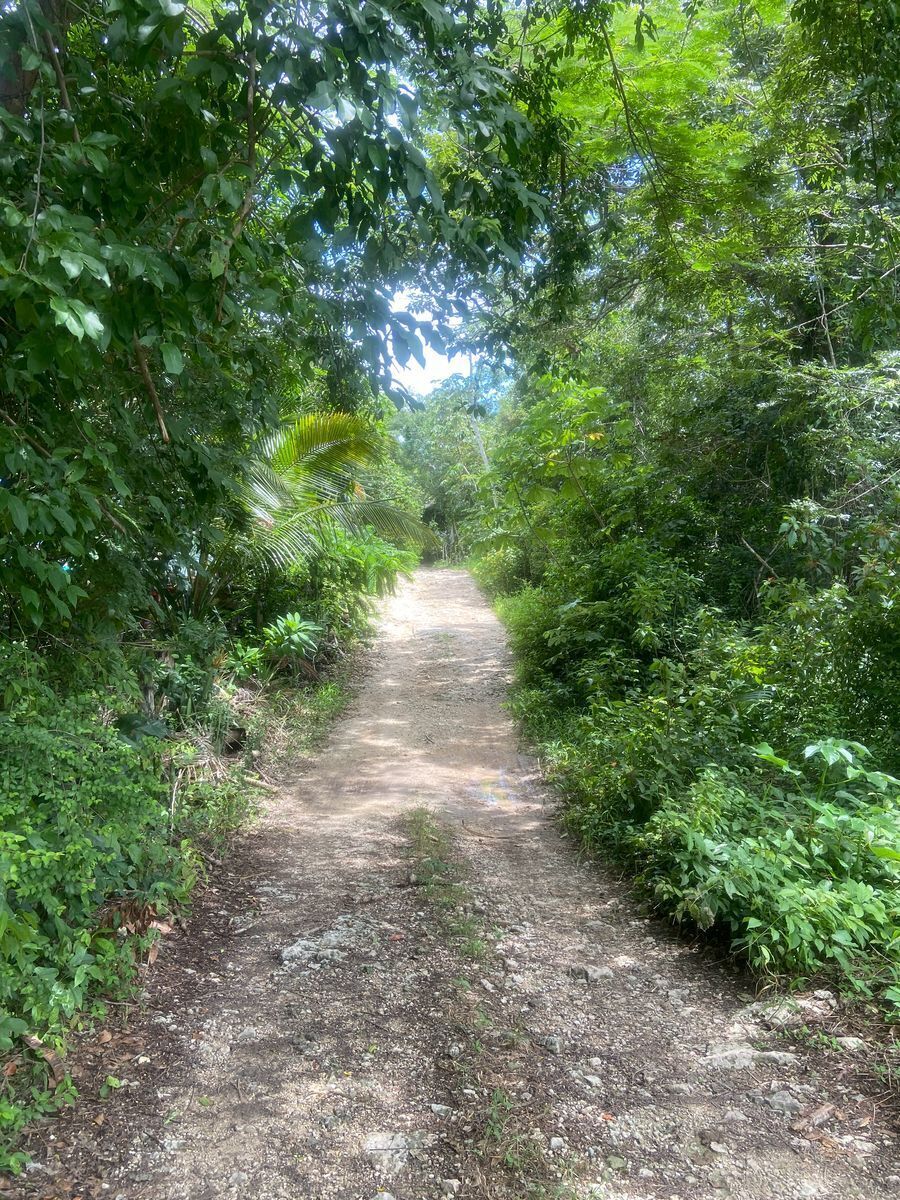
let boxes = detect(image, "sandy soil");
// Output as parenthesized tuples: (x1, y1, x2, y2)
(12, 568, 900, 1200)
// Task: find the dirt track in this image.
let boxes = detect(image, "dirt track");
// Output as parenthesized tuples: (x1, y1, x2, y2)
(17, 568, 900, 1199)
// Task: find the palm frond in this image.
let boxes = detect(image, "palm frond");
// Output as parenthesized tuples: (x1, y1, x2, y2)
(263, 412, 383, 477)
(226, 410, 435, 575)
(314, 499, 439, 549)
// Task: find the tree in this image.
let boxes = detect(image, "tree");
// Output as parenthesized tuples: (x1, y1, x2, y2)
(0, 0, 577, 633)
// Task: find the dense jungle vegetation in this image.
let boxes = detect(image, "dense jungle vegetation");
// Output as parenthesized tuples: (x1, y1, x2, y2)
(0, 0, 898, 1163)
(398, 4, 900, 1013)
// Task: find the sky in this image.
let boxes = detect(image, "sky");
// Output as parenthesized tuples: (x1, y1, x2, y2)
(389, 289, 470, 397)
(391, 342, 470, 396)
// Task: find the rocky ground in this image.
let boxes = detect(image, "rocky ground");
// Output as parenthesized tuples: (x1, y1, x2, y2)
(9, 568, 899, 1200)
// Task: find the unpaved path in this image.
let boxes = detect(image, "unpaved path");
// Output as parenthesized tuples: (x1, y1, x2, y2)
(18, 569, 900, 1199)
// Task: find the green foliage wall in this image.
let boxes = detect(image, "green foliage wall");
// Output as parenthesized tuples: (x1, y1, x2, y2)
(451, 0, 900, 1009)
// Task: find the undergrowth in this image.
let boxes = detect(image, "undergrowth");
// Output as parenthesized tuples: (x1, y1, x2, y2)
(0, 658, 352, 1173)
(493, 585, 900, 1017)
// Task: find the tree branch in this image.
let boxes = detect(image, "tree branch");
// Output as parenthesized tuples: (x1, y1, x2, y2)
(133, 337, 171, 444)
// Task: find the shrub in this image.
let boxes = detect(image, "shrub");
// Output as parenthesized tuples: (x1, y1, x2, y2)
(635, 742, 900, 1003)
(262, 612, 323, 675)
(0, 687, 191, 1047)
(471, 544, 531, 598)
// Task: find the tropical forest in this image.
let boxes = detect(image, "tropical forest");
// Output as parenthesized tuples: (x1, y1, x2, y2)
(0, 1, 899, 1196)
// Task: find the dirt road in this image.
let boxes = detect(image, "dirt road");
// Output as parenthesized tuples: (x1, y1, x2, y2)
(19, 569, 899, 1199)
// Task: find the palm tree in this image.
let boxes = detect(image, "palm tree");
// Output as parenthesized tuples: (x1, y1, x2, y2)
(168, 411, 433, 620)
(236, 410, 433, 570)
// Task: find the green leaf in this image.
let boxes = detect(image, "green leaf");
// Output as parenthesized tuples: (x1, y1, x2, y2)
(5, 493, 28, 535)
(405, 160, 426, 199)
(161, 343, 184, 375)
(871, 845, 900, 863)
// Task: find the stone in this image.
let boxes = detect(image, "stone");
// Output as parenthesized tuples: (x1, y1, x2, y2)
(440, 1181, 461, 1197)
(431, 1104, 453, 1118)
(567, 964, 614, 983)
(549, 1137, 566, 1151)
(606, 1154, 627, 1171)
(582, 1075, 604, 1089)
(700, 1044, 798, 1071)
(836, 1036, 865, 1052)
(767, 1089, 803, 1116)
(448, 1043, 463, 1059)
(541, 1035, 563, 1055)
(373, 1193, 396, 1200)
(364, 1131, 436, 1177)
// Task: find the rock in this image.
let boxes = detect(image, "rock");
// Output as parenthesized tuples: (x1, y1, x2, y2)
(549, 1137, 566, 1151)
(767, 1089, 803, 1116)
(541, 1035, 563, 1055)
(447, 1043, 463, 1059)
(836, 1036, 865, 1052)
(281, 916, 375, 968)
(373, 1193, 396, 1200)
(315, 948, 347, 964)
(723, 1108, 747, 1124)
(667, 1081, 694, 1095)
(750, 991, 838, 1031)
(235, 1026, 259, 1043)
(698, 1127, 723, 1147)
(365, 1131, 436, 1178)
(582, 1075, 604, 1089)
(567, 964, 614, 983)
(440, 1181, 461, 1197)
(606, 1154, 627, 1170)
(700, 1044, 798, 1071)
(431, 1104, 453, 1118)
(228, 1172, 250, 1186)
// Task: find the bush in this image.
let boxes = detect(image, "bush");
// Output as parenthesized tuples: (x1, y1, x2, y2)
(262, 612, 323, 676)
(635, 742, 900, 1001)
(0, 680, 191, 1052)
(499, 566, 900, 1011)
(471, 544, 531, 598)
